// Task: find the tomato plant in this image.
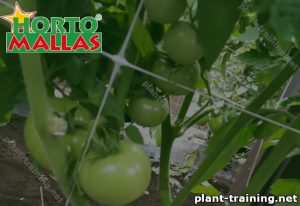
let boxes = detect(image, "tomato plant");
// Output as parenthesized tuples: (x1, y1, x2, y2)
(164, 21, 203, 65)
(1, 0, 300, 205)
(79, 141, 151, 206)
(144, 0, 186, 24)
(152, 59, 200, 95)
(128, 97, 169, 127)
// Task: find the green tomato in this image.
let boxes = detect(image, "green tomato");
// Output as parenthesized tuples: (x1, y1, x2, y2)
(144, 0, 186, 24)
(224, 111, 237, 120)
(74, 106, 93, 125)
(128, 97, 169, 127)
(64, 129, 89, 159)
(197, 115, 210, 126)
(79, 141, 151, 206)
(49, 98, 77, 114)
(164, 21, 203, 65)
(209, 116, 224, 133)
(50, 98, 92, 125)
(209, 111, 237, 132)
(152, 59, 200, 95)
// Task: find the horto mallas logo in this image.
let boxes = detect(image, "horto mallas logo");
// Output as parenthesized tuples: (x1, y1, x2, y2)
(0, 2, 102, 53)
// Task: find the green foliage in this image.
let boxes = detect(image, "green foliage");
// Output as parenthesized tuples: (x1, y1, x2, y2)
(125, 125, 144, 145)
(237, 49, 278, 70)
(37, 0, 95, 17)
(127, 0, 155, 57)
(173, 52, 300, 206)
(240, 115, 300, 206)
(205, 122, 255, 179)
(192, 183, 220, 196)
(0, 68, 23, 122)
(1, 0, 300, 205)
(131, 18, 155, 57)
(197, 0, 243, 68)
(271, 179, 300, 196)
(254, 0, 300, 44)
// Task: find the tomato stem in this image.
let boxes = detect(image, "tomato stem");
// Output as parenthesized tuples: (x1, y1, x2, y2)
(159, 115, 175, 205)
(200, 71, 212, 98)
(116, 67, 134, 105)
(115, 43, 138, 126)
(176, 93, 194, 126)
(20, 54, 88, 206)
(182, 109, 213, 130)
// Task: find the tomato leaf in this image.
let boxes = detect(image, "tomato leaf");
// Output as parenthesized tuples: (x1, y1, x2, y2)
(127, 0, 155, 57)
(0, 24, 20, 67)
(237, 49, 278, 70)
(270, 0, 300, 43)
(204, 122, 255, 180)
(133, 19, 155, 57)
(64, 56, 85, 85)
(192, 182, 221, 196)
(197, 0, 243, 68)
(280, 95, 300, 108)
(241, 115, 300, 203)
(0, 69, 23, 122)
(254, 0, 300, 44)
(125, 125, 144, 145)
(220, 52, 230, 78)
(253, 112, 288, 140)
(102, 95, 125, 125)
(37, 0, 95, 17)
(74, 78, 125, 125)
(271, 179, 300, 196)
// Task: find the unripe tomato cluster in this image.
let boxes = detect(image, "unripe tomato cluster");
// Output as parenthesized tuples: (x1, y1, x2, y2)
(128, 0, 204, 128)
(145, 0, 203, 65)
(146, 0, 203, 89)
(24, 98, 152, 206)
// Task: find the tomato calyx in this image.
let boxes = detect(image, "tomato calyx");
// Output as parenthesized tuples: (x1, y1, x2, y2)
(24, 98, 96, 168)
(91, 126, 121, 158)
(48, 114, 68, 136)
